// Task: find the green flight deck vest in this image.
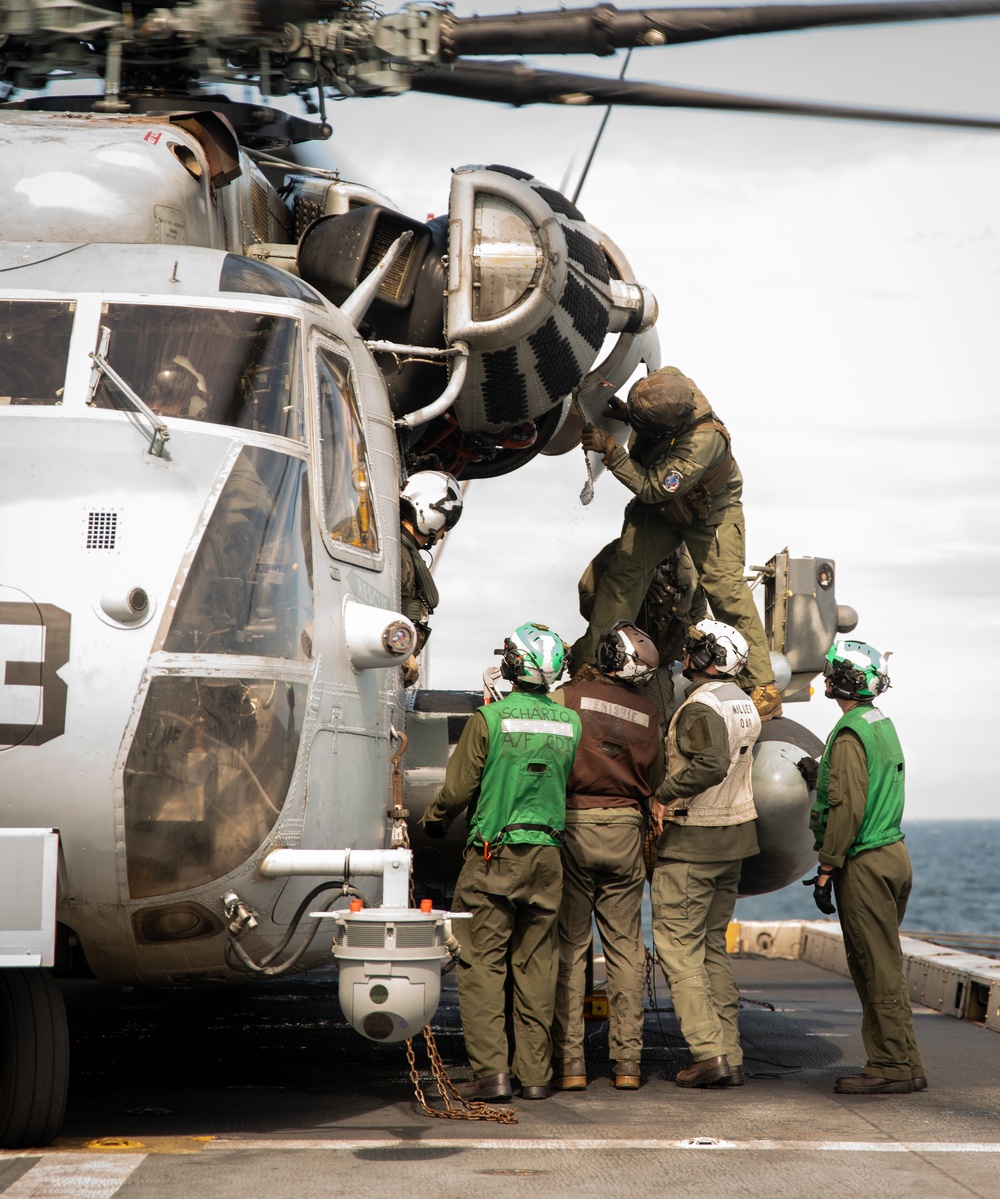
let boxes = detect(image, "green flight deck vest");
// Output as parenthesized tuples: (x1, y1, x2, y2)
(470, 690, 582, 851)
(810, 704, 905, 856)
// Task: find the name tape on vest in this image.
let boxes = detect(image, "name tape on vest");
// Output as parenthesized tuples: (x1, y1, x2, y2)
(501, 719, 575, 737)
(579, 697, 650, 727)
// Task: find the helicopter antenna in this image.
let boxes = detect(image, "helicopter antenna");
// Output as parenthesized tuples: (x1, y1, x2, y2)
(571, 48, 633, 206)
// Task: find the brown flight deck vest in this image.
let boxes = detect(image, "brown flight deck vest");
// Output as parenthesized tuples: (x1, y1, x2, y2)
(559, 679, 663, 811)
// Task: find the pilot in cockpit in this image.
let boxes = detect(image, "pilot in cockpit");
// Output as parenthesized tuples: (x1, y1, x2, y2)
(149, 355, 210, 420)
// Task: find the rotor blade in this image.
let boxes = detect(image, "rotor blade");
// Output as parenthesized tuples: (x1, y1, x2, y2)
(411, 60, 1000, 129)
(441, 1, 1000, 58)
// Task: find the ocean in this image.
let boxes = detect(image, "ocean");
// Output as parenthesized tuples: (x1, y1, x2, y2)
(635, 821, 1000, 950)
(734, 819, 1000, 937)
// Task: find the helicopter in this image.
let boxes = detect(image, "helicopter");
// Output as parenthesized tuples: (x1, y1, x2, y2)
(1, 0, 998, 1150)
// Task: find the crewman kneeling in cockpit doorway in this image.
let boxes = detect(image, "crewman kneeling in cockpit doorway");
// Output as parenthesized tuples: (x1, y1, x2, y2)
(398, 470, 463, 687)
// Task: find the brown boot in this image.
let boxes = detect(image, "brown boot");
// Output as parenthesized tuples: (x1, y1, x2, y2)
(675, 1055, 732, 1088)
(749, 683, 783, 722)
(610, 1060, 641, 1090)
(551, 1058, 588, 1090)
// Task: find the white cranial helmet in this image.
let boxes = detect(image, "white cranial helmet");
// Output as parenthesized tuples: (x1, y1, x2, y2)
(400, 471, 463, 544)
(685, 619, 749, 677)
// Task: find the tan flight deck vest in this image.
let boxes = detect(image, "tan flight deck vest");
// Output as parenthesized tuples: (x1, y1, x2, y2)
(664, 679, 760, 826)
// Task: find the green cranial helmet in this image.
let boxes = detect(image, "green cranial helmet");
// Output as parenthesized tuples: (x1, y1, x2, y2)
(501, 622, 566, 689)
(823, 639, 891, 701)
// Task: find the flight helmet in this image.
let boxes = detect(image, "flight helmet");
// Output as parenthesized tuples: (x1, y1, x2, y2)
(823, 640, 890, 701)
(500, 622, 566, 690)
(400, 471, 463, 544)
(151, 355, 209, 418)
(626, 369, 696, 436)
(596, 622, 660, 684)
(683, 619, 749, 677)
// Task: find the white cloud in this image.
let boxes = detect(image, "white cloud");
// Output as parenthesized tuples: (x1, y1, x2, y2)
(337, 4, 1000, 818)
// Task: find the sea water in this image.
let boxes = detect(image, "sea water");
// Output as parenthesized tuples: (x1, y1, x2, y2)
(636, 820, 1000, 944)
(734, 819, 1000, 936)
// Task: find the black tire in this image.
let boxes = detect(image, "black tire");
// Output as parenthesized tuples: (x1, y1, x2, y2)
(0, 969, 69, 1148)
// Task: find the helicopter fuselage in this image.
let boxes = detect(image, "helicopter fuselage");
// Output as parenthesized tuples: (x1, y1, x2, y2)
(0, 217, 410, 984)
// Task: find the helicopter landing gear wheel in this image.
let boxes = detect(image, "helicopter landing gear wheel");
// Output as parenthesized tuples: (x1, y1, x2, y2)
(0, 969, 69, 1148)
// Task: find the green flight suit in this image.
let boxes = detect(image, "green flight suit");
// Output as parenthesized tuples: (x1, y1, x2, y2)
(399, 526, 438, 653)
(572, 367, 772, 689)
(424, 688, 581, 1087)
(578, 539, 707, 725)
(815, 706, 924, 1083)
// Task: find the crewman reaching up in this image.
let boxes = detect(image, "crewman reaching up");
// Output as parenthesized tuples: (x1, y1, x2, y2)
(571, 365, 781, 722)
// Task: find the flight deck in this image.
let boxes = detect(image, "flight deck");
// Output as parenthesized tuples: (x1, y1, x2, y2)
(1, 937, 998, 1198)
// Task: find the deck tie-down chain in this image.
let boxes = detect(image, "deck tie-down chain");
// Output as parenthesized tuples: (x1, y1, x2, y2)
(405, 1026, 518, 1124)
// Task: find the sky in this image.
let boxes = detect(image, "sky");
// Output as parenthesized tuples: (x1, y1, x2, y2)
(310, 2, 1000, 819)
(34, 3, 999, 817)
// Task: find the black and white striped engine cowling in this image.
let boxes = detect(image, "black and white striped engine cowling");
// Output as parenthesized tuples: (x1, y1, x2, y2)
(444, 165, 655, 434)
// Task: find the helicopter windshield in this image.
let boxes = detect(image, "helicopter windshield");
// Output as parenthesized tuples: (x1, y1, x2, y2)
(90, 304, 303, 439)
(123, 675, 307, 899)
(0, 300, 74, 406)
(164, 446, 314, 659)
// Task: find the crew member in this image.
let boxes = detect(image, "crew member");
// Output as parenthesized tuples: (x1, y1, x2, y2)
(549, 623, 665, 1092)
(398, 470, 463, 686)
(573, 365, 781, 720)
(579, 541, 707, 724)
(650, 619, 761, 1088)
(422, 623, 582, 1102)
(807, 640, 925, 1094)
(149, 355, 211, 420)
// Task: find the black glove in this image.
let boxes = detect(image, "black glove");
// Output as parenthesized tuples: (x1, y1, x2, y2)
(803, 874, 836, 915)
(604, 395, 631, 423)
(423, 820, 447, 840)
(796, 756, 819, 791)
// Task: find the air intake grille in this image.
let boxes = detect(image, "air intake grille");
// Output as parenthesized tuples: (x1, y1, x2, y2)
(532, 185, 585, 223)
(249, 176, 271, 244)
(561, 273, 610, 351)
(363, 220, 412, 302)
(482, 347, 530, 425)
(528, 317, 582, 401)
(395, 923, 439, 948)
(564, 226, 611, 285)
(86, 511, 117, 550)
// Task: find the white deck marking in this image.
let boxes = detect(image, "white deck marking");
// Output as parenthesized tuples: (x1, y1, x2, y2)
(1, 1154, 146, 1197)
(201, 1137, 1000, 1154)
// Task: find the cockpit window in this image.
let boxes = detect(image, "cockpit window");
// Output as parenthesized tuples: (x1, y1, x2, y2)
(0, 300, 74, 406)
(316, 346, 379, 554)
(90, 304, 304, 440)
(165, 446, 314, 659)
(123, 674, 306, 899)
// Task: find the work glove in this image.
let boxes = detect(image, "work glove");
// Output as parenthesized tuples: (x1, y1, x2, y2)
(803, 874, 836, 915)
(796, 755, 819, 791)
(581, 425, 616, 457)
(603, 395, 631, 423)
(401, 655, 420, 688)
(423, 820, 447, 840)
